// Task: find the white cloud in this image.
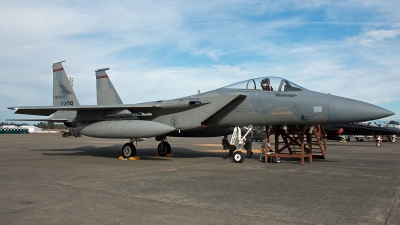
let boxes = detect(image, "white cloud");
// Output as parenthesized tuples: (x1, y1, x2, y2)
(190, 48, 223, 60)
(268, 66, 283, 71)
(347, 29, 400, 46)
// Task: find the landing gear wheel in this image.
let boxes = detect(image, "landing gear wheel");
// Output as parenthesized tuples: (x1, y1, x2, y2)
(158, 142, 170, 156)
(122, 143, 136, 158)
(164, 142, 171, 154)
(233, 151, 244, 163)
(376, 141, 381, 147)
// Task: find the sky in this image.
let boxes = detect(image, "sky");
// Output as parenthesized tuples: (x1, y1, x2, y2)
(1, 0, 400, 123)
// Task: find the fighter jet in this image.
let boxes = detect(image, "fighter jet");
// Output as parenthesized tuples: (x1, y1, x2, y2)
(324, 123, 400, 144)
(325, 123, 400, 136)
(8, 72, 394, 160)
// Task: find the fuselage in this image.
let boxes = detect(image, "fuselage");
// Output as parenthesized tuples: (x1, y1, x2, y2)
(148, 86, 393, 131)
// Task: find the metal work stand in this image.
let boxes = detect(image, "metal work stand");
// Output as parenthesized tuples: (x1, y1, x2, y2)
(263, 125, 327, 165)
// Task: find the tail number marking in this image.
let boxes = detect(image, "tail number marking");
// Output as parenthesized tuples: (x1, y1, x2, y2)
(60, 101, 73, 106)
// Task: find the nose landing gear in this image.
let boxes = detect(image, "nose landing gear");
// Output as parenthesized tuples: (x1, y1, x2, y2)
(232, 151, 244, 163)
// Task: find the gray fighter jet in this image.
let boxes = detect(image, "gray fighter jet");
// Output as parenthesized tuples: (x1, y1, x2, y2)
(8, 70, 394, 160)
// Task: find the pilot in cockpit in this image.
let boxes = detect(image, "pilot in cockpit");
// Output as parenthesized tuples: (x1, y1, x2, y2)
(260, 78, 273, 91)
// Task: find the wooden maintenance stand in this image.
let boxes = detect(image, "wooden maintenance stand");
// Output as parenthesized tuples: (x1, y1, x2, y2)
(263, 125, 327, 165)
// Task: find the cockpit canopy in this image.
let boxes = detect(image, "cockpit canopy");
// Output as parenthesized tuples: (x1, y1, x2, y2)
(223, 77, 306, 92)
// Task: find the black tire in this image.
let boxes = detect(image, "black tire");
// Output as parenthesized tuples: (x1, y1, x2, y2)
(376, 141, 381, 147)
(62, 133, 68, 138)
(158, 142, 169, 156)
(164, 142, 171, 154)
(233, 151, 244, 163)
(122, 143, 136, 158)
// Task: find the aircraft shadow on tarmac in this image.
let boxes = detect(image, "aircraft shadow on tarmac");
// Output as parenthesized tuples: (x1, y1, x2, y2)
(33, 144, 337, 164)
(36, 145, 241, 161)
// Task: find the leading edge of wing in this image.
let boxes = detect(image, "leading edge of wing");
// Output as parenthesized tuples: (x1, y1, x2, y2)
(8, 100, 210, 116)
(6, 118, 68, 122)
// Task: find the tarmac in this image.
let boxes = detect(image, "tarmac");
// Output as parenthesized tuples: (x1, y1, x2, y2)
(0, 134, 399, 225)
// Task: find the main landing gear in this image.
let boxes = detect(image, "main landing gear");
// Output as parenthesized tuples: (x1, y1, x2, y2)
(156, 136, 171, 156)
(120, 136, 173, 159)
(157, 141, 171, 156)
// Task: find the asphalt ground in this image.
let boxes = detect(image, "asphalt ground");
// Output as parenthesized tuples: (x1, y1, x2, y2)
(0, 134, 399, 225)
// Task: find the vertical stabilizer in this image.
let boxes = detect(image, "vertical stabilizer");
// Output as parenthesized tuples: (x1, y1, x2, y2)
(95, 68, 123, 105)
(53, 61, 80, 106)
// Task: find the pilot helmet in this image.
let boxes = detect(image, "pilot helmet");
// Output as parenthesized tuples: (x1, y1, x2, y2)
(260, 78, 270, 89)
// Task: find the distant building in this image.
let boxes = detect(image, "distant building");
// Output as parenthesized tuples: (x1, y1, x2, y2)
(19, 125, 41, 133)
(1, 125, 18, 129)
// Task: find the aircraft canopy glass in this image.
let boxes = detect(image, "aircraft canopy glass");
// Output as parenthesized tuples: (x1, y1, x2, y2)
(223, 77, 306, 91)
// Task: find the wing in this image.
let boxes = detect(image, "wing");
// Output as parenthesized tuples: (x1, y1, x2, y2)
(6, 118, 68, 122)
(8, 99, 210, 116)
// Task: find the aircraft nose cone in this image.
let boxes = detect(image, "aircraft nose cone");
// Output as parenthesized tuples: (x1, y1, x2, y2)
(329, 95, 394, 123)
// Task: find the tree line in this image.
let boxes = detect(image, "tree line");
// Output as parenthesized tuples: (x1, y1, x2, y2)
(0, 122, 66, 129)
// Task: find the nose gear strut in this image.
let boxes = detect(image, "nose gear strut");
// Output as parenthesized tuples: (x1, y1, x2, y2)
(230, 126, 252, 163)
